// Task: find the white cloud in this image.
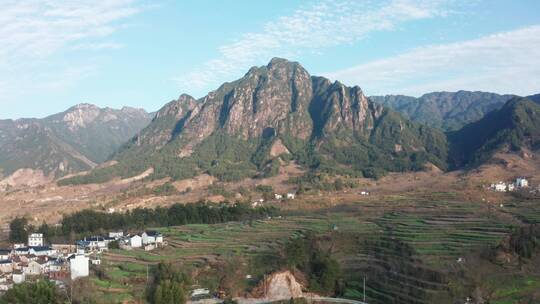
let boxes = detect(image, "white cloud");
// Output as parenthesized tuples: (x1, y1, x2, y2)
(0, 0, 143, 102)
(0, 0, 141, 63)
(325, 25, 540, 96)
(174, 0, 457, 95)
(71, 42, 124, 51)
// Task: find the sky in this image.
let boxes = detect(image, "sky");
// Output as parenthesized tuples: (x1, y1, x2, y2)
(1, 0, 539, 119)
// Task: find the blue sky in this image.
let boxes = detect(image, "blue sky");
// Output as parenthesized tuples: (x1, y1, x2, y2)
(1, 0, 539, 119)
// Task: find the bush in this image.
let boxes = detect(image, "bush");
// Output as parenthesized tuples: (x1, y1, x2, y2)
(0, 280, 65, 304)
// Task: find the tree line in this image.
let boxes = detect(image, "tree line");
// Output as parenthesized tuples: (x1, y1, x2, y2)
(9, 202, 278, 243)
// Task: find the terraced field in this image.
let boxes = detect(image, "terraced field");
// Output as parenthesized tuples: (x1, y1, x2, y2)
(95, 194, 540, 304)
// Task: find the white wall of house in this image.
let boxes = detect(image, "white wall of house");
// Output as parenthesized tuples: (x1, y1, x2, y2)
(129, 235, 142, 248)
(28, 233, 43, 247)
(24, 261, 42, 275)
(141, 233, 155, 245)
(70, 255, 89, 280)
(109, 232, 124, 239)
(12, 273, 25, 284)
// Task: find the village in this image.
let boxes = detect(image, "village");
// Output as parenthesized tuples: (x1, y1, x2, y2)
(489, 177, 536, 192)
(0, 229, 165, 293)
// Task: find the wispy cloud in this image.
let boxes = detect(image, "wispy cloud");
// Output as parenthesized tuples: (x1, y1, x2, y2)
(0, 0, 143, 102)
(71, 42, 124, 51)
(174, 0, 458, 95)
(0, 0, 141, 64)
(325, 25, 540, 96)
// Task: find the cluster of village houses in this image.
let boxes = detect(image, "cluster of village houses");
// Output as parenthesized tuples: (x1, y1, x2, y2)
(0, 230, 165, 293)
(251, 192, 296, 208)
(490, 177, 530, 192)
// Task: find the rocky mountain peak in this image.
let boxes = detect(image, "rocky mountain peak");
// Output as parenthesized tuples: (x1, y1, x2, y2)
(155, 94, 198, 120)
(63, 103, 102, 130)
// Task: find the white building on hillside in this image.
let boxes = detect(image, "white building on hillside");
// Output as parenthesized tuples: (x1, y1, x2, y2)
(142, 231, 163, 245)
(28, 233, 43, 247)
(69, 254, 89, 280)
(108, 231, 124, 239)
(516, 177, 529, 188)
(491, 182, 507, 192)
(129, 235, 142, 248)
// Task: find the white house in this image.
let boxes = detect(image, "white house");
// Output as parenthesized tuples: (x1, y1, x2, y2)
(507, 184, 515, 191)
(274, 194, 283, 200)
(0, 249, 10, 261)
(76, 236, 107, 252)
(108, 231, 124, 239)
(51, 244, 76, 255)
(286, 193, 296, 199)
(0, 282, 11, 292)
(142, 231, 163, 245)
(491, 182, 507, 192)
(69, 254, 89, 280)
(12, 272, 25, 284)
(128, 235, 142, 248)
(29, 246, 56, 257)
(0, 260, 12, 273)
(28, 233, 43, 247)
(23, 260, 43, 276)
(516, 177, 529, 188)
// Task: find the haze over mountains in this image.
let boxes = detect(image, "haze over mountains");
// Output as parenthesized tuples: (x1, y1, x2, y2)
(1, 58, 538, 186)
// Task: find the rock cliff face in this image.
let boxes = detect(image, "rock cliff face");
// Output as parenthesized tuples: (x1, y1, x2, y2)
(72, 58, 448, 184)
(127, 58, 424, 155)
(174, 58, 315, 156)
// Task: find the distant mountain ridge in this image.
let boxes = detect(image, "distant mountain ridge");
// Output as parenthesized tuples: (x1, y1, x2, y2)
(448, 96, 540, 167)
(62, 58, 448, 185)
(370, 91, 516, 131)
(0, 104, 152, 178)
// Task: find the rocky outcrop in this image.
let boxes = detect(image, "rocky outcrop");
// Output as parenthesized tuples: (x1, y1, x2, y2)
(173, 58, 315, 157)
(62, 103, 102, 131)
(251, 271, 305, 300)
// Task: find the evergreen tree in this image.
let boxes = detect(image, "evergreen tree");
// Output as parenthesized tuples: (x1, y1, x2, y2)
(9, 217, 28, 243)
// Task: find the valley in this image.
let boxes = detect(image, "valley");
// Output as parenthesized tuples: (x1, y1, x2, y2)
(0, 145, 539, 303)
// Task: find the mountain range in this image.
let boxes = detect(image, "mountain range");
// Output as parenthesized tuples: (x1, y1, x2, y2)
(1, 58, 538, 185)
(60, 58, 539, 186)
(0, 104, 151, 179)
(448, 97, 540, 167)
(370, 91, 517, 131)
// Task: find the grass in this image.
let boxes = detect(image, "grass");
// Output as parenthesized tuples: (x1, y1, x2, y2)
(488, 275, 540, 303)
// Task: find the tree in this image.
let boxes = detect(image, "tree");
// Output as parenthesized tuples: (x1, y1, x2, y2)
(0, 280, 65, 304)
(285, 237, 307, 269)
(309, 253, 341, 293)
(9, 217, 28, 243)
(148, 263, 190, 304)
